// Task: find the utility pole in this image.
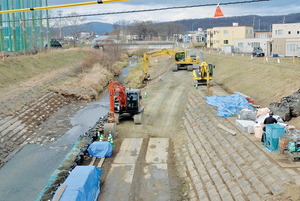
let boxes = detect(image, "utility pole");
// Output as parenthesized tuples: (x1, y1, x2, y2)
(258, 19, 260, 31)
(253, 16, 255, 30)
(45, 0, 50, 49)
(39, 0, 43, 50)
(283, 16, 285, 24)
(58, 10, 63, 38)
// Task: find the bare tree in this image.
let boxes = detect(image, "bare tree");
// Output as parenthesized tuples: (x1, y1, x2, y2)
(112, 20, 130, 41)
(41, 10, 61, 40)
(144, 21, 157, 40)
(64, 12, 89, 47)
(110, 20, 186, 42)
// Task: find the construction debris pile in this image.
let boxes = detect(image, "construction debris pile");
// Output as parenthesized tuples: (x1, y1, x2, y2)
(269, 88, 300, 121)
(235, 104, 300, 161)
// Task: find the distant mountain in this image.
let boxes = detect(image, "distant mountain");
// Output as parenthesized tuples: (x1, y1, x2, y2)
(174, 12, 300, 31)
(85, 22, 113, 34)
(43, 21, 113, 37)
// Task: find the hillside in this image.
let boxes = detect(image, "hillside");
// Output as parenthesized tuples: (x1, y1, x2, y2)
(170, 12, 300, 31)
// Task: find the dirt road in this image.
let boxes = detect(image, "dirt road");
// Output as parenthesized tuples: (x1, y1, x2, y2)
(98, 51, 300, 201)
(98, 65, 192, 200)
(2, 49, 300, 201)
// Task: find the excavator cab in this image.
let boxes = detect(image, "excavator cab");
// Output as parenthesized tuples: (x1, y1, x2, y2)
(126, 89, 142, 113)
(192, 62, 215, 88)
(104, 81, 144, 138)
(175, 52, 186, 62)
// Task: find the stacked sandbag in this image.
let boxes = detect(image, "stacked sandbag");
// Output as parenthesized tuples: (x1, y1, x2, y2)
(281, 95, 300, 117)
(269, 102, 291, 121)
(237, 109, 257, 121)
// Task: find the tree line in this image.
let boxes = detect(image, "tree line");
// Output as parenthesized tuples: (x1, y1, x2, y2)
(111, 20, 188, 41)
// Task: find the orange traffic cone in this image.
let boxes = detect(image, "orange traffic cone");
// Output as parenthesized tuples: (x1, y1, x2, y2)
(214, 3, 224, 18)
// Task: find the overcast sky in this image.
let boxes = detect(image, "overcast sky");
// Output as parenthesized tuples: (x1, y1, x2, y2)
(46, 0, 300, 24)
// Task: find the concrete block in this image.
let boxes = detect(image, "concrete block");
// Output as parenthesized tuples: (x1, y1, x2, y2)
(248, 124, 254, 134)
(236, 120, 256, 132)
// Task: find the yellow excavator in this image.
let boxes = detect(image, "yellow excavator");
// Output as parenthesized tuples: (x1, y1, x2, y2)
(193, 61, 215, 88)
(140, 49, 200, 83)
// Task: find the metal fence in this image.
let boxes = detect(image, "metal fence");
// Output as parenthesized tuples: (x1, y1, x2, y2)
(0, 0, 45, 52)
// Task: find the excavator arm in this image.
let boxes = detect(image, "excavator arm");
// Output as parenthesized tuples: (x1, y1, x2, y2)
(108, 81, 127, 123)
(140, 49, 176, 83)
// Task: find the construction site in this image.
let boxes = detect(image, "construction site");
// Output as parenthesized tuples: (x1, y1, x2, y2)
(0, 45, 299, 200)
(1, 0, 300, 201)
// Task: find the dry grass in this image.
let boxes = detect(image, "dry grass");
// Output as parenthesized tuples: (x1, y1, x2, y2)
(205, 51, 300, 128)
(57, 63, 112, 101)
(205, 52, 300, 107)
(0, 49, 91, 101)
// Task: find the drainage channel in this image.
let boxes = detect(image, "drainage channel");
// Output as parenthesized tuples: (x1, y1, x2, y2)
(0, 59, 138, 201)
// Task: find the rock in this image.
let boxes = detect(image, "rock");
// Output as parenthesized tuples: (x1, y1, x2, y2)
(50, 138, 55, 142)
(42, 139, 49, 144)
(36, 138, 42, 143)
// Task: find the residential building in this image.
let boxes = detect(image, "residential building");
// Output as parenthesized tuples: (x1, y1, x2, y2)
(272, 23, 300, 57)
(233, 38, 272, 55)
(206, 28, 213, 48)
(206, 25, 254, 49)
(254, 31, 272, 39)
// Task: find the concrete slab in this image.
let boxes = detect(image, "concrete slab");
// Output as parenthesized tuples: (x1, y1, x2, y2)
(146, 138, 169, 164)
(236, 120, 256, 132)
(99, 164, 135, 201)
(114, 138, 143, 164)
(138, 164, 170, 201)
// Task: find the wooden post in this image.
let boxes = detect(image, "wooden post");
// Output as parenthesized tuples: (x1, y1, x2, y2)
(293, 49, 295, 64)
(53, 184, 67, 201)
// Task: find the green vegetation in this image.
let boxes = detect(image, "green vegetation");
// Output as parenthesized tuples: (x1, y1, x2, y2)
(124, 57, 143, 88)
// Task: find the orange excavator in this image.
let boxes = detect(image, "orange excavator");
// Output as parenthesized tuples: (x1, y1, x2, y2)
(104, 81, 144, 137)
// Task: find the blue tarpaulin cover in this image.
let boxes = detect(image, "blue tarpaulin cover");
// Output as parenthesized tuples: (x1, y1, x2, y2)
(52, 166, 102, 201)
(206, 93, 253, 117)
(88, 141, 113, 158)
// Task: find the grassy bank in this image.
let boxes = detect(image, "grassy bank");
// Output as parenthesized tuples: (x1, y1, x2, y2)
(0, 48, 131, 101)
(205, 52, 300, 107)
(205, 52, 300, 128)
(0, 49, 90, 89)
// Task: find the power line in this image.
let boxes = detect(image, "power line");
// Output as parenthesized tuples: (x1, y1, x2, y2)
(2, 0, 270, 23)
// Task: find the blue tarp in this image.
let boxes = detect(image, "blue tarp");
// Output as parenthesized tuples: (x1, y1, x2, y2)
(52, 166, 102, 201)
(88, 141, 113, 158)
(206, 93, 253, 117)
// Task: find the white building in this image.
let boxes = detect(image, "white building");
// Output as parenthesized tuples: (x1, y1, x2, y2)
(233, 38, 272, 55)
(272, 23, 300, 57)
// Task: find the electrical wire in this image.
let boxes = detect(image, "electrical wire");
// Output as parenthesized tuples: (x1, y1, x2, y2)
(2, 0, 270, 23)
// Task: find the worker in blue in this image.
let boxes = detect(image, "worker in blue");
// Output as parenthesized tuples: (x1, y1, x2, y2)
(261, 112, 277, 143)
